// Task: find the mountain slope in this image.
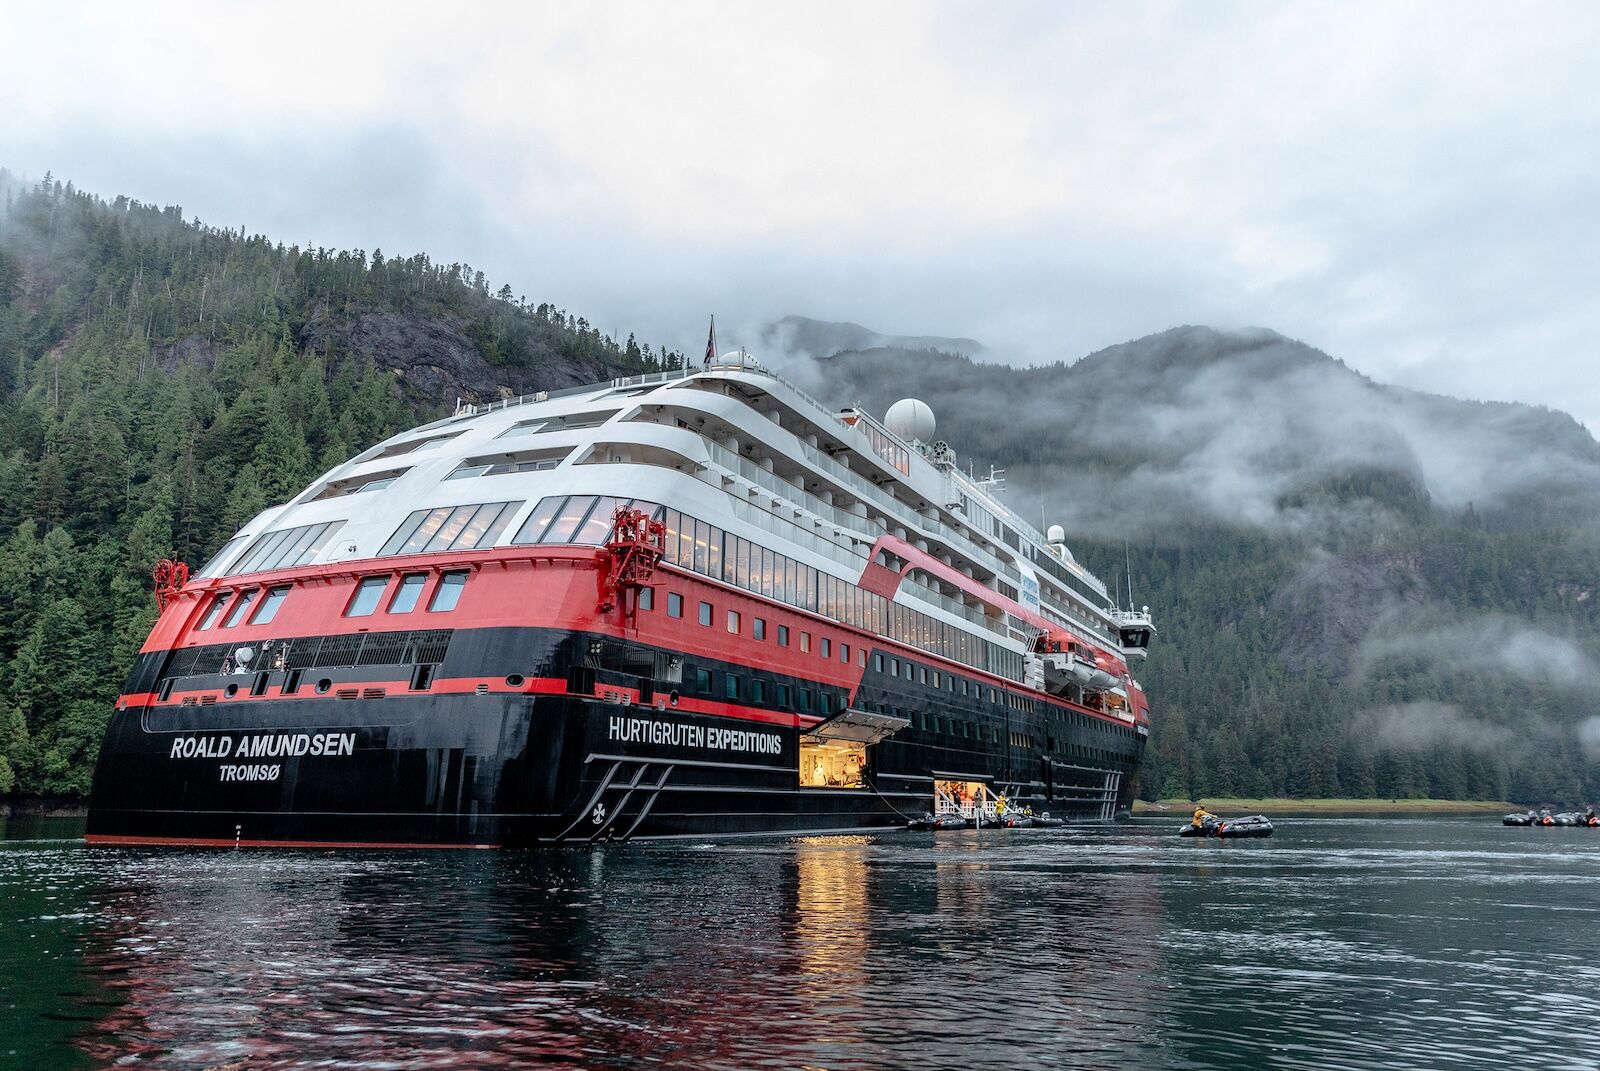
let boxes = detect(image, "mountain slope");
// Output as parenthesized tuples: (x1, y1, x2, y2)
(762, 314, 985, 360)
(798, 329, 1600, 803)
(0, 174, 669, 798)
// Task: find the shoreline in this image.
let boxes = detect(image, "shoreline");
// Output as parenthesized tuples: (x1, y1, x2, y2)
(1133, 797, 1514, 815)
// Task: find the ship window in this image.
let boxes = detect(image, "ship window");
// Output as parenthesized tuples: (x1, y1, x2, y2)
(197, 592, 232, 630)
(388, 573, 427, 614)
(668, 593, 683, 618)
(820, 693, 832, 716)
(778, 625, 790, 647)
(919, 667, 927, 684)
(381, 501, 523, 556)
(372, 430, 462, 460)
(776, 683, 791, 708)
(840, 642, 849, 663)
(429, 571, 469, 612)
(699, 601, 713, 626)
(800, 632, 810, 653)
(250, 585, 290, 625)
(752, 678, 767, 703)
(727, 609, 741, 633)
(638, 586, 654, 611)
(820, 637, 830, 658)
(221, 589, 258, 627)
(313, 466, 410, 501)
(696, 668, 713, 693)
(511, 496, 565, 544)
(572, 496, 625, 545)
(889, 658, 898, 676)
(541, 495, 598, 544)
(228, 520, 347, 576)
(196, 535, 249, 578)
(797, 689, 812, 713)
(754, 617, 767, 640)
(347, 576, 389, 617)
(725, 674, 741, 700)
(495, 418, 550, 439)
(874, 653, 883, 672)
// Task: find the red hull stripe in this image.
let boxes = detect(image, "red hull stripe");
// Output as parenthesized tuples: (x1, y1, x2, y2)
(85, 834, 499, 850)
(120, 676, 811, 729)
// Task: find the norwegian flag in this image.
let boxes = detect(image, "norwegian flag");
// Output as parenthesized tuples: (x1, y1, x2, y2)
(703, 315, 717, 367)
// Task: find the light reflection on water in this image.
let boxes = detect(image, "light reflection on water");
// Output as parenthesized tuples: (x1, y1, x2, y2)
(3, 816, 1599, 1070)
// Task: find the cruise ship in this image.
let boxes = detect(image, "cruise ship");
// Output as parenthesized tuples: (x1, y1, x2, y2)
(86, 353, 1154, 846)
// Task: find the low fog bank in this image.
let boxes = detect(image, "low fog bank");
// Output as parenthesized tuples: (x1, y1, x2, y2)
(762, 324, 1600, 543)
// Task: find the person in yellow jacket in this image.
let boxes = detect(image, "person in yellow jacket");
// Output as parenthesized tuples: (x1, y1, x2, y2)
(1192, 805, 1216, 828)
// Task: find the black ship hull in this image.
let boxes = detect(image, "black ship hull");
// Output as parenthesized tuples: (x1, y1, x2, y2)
(88, 686, 1142, 847)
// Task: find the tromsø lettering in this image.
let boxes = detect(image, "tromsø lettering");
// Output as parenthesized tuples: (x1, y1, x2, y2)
(608, 715, 782, 755)
(168, 732, 356, 761)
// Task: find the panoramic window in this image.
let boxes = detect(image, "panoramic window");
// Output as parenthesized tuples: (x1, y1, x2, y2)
(347, 576, 389, 617)
(195, 535, 249, 578)
(227, 520, 347, 576)
(429, 571, 469, 612)
(250, 585, 290, 625)
(388, 573, 428, 614)
(379, 501, 522, 556)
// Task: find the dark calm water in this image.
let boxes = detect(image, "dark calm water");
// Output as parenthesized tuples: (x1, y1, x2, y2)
(4, 816, 1599, 1071)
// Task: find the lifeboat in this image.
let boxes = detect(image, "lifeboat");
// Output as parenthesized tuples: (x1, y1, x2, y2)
(1034, 633, 1122, 695)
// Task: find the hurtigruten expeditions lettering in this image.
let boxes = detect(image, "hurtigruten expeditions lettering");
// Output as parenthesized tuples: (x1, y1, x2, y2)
(608, 715, 782, 755)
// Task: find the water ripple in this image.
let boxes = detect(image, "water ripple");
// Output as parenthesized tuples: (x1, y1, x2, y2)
(3, 816, 1598, 1069)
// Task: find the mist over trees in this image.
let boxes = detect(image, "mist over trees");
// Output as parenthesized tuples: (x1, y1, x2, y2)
(3, 170, 1597, 806)
(809, 337, 1600, 804)
(0, 174, 669, 797)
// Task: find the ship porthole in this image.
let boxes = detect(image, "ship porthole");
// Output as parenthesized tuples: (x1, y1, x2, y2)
(224, 683, 239, 698)
(315, 678, 332, 694)
(506, 674, 525, 688)
(669, 690, 680, 706)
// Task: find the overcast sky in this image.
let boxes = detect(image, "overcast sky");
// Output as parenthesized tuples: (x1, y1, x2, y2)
(5, 2, 1599, 426)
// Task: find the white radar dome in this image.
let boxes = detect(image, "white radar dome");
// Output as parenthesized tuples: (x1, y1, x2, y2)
(885, 398, 936, 443)
(1047, 524, 1066, 544)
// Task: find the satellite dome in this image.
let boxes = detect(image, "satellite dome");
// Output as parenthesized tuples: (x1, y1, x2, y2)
(1047, 524, 1066, 544)
(885, 398, 936, 443)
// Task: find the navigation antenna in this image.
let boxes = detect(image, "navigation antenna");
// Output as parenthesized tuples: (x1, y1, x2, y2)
(1124, 540, 1134, 611)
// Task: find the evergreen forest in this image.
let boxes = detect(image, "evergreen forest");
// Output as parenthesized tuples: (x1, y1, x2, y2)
(0, 174, 668, 797)
(3, 171, 1599, 807)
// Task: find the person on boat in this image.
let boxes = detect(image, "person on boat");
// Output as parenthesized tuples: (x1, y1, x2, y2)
(1192, 805, 1216, 828)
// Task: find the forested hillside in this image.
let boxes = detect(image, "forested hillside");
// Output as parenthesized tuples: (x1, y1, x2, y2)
(4, 170, 1598, 807)
(0, 174, 670, 798)
(809, 335, 1600, 804)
